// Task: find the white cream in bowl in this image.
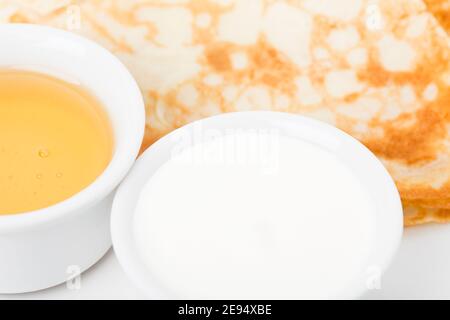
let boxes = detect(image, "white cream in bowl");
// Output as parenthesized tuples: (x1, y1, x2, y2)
(111, 111, 403, 299)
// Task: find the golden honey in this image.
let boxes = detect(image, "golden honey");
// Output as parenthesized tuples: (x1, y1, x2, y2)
(0, 70, 113, 215)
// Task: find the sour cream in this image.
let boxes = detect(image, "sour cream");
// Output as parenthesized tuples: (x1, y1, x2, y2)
(133, 131, 376, 299)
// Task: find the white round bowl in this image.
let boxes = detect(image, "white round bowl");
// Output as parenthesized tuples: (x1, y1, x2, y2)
(111, 111, 403, 299)
(0, 24, 145, 293)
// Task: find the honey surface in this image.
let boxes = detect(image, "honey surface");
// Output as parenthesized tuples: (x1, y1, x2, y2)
(0, 70, 113, 215)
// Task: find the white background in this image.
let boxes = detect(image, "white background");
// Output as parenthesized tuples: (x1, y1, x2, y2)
(1, 223, 449, 300)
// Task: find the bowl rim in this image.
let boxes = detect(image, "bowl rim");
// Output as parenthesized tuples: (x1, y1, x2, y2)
(0, 24, 145, 232)
(111, 111, 404, 299)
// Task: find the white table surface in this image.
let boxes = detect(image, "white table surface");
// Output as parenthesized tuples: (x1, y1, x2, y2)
(1, 223, 449, 300)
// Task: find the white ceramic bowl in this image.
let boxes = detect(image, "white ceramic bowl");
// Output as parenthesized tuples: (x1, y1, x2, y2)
(0, 24, 145, 293)
(111, 111, 403, 299)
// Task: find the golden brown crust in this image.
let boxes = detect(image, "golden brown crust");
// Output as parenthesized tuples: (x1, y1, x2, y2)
(404, 204, 450, 226)
(424, 0, 450, 34)
(404, 198, 450, 209)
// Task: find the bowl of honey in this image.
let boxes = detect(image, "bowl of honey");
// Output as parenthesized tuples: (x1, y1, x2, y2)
(0, 24, 145, 293)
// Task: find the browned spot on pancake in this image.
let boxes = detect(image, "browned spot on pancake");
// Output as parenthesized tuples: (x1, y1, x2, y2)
(424, 0, 450, 33)
(360, 54, 440, 92)
(399, 177, 450, 200)
(249, 38, 298, 93)
(366, 99, 448, 164)
(204, 37, 298, 95)
(343, 93, 360, 103)
(10, 13, 29, 23)
(358, 56, 391, 87)
(406, 197, 450, 209)
(205, 43, 233, 72)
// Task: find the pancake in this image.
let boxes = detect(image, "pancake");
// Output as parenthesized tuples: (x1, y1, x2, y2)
(1, 0, 449, 226)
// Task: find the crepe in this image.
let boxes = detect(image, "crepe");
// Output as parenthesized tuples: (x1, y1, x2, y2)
(1, 0, 449, 226)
